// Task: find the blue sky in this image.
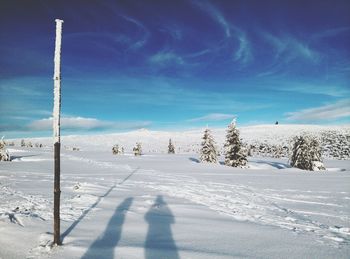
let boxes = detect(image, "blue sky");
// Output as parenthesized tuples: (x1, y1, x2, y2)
(0, 0, 349, 138)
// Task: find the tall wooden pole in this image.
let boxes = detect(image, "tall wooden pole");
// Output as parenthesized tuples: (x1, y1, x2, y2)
(53, 18, 63, 246)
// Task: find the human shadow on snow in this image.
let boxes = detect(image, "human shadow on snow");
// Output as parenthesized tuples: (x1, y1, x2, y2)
(144, 195, 179, 259)
(61, 168, 139, 242)
(81, 197, 133, 259)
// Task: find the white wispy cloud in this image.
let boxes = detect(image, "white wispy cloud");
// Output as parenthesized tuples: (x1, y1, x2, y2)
(160, 25, 183, 41)
(65, 32, 131, 45)
(0, 78, 46, 96)
(121, 15, 150, 50)
(191, 0, 254, 65)
(312, 27, 350, 40)
(273, 82, 350, 97)
(188, 113, 235, 122)
(28, 116, 151, 131)
(186, 48, 212, 58)
(261, 31, 319, 63)
(285, 99, 350, 122)
(149, 51, 184, 66)
(192, 0, 231, 38)
(234, 33, 253, 65)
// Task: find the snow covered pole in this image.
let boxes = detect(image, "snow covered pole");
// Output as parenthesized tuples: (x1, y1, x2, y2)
(53, 18, 63, 246)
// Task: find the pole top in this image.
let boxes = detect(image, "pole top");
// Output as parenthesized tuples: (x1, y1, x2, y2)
(55, 19, 64, 23)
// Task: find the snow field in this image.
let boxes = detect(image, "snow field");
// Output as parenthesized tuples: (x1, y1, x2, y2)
(0, 134, 350, 258)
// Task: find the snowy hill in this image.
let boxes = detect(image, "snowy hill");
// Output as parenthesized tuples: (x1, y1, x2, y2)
(10, 124, 350, 159)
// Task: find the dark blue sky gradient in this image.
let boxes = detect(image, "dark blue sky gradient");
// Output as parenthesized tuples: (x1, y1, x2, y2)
(0, 0, 349, 137)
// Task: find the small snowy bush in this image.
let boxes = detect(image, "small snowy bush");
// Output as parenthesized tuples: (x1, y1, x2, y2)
(321, 131, 350, 159)
(112, 144, 120, 155)
(272, 145, 283, 158)
(200, 128, 217, 163)
(0, 137, 11, 161)
(168, 138, 175, 154)
(133, 142, 142, 156)
(290, 135, 325, 171)
(224, 120, 247, 167)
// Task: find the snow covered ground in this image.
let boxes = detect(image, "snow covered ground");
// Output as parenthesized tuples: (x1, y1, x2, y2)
(1, 125, 349, 258)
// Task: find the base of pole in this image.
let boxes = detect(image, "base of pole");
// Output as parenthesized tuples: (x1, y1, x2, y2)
(53, 142, 61, 245)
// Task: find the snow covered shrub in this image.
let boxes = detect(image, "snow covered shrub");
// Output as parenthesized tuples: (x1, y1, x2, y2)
(26, 141, 33, 148)
(200, 128, 217, 163)
(168, 138, 175, 154)
(272, 145, 283, 158)
(114, 146, 125, 154)
(112, 144, 120, 155)
(290, 135, 325, 171)
(224, 120, 247, 167)
(73, 182, 81, 191)
(133, 142, 142, 156)
(0, 137, 11, 161)
(321, 131, 350, 159)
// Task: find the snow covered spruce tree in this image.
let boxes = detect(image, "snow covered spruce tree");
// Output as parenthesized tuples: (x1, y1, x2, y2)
(290, 135, 325, 171)
(168, 138, 175, 154)
(133, 142, 142, 156)
(200, 128, 218, 163)
(0, 137, 11, 161)
(224, 120, 247, 167)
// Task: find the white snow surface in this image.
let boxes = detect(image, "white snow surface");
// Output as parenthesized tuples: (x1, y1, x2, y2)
(1, 125, 350, 258)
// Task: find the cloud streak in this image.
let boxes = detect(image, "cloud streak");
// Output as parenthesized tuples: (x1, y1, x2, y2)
(121, 15, 150, 50)
(0, 77, 47, 96)
(272, 82, 350, 97)
(261, 31, 319, 63)
(149, 51, 184, 66)
(192, 0, 253, 65)
(285, 99, 350, 122)
(188, 113, 235, 122)
(312, 27, 350, 40)
(234, 33, 253, 65)
(27, 116, 151, 131)
(192, 0, 231, 38)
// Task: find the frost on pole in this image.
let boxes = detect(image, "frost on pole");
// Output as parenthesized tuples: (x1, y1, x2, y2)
(53, 19, 63, 143)
(53, 18, 63, 246)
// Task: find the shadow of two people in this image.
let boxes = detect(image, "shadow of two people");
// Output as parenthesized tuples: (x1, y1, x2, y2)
(82, 195, 179, 259)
